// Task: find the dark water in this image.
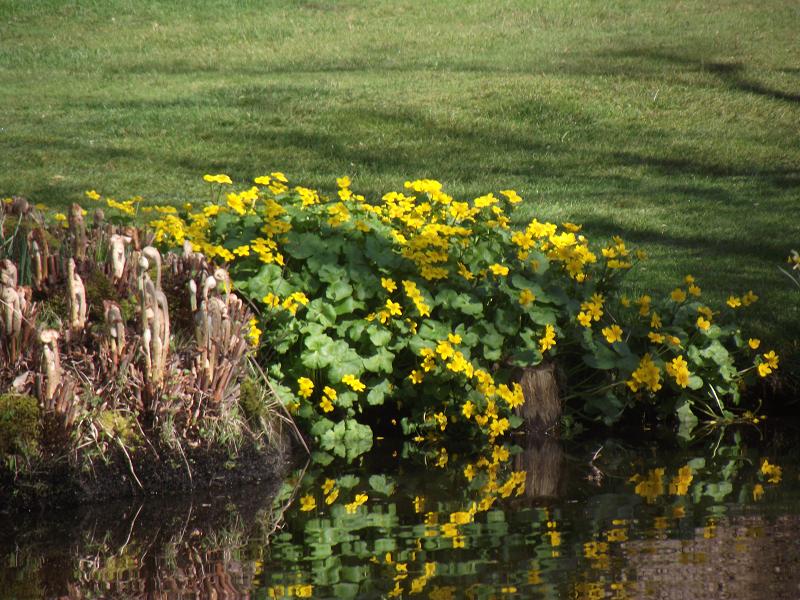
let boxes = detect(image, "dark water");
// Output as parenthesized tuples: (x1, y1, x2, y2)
(3, 424, 800, 599)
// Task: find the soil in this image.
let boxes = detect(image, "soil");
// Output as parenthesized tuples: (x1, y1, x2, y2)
(0, 436, 294, 511)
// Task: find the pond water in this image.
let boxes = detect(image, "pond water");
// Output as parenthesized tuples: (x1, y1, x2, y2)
(3, 423, 800, 599)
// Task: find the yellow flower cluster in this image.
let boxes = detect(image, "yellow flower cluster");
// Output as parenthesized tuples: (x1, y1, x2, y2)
(626, 353, 662, 393)
(262, 291, 309, 315)
(577, 293, 604, 327)
(665, 355, 691, 388)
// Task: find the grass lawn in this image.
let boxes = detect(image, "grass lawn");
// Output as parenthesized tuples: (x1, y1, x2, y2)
(1, 0, 798, 374)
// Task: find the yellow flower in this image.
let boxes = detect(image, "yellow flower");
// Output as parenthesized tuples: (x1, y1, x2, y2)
(670, 288, 686, 303)
(409, 370, 424, 384)
(203, 173, 232, 184)
(233, 244, 251, 257)
(489, 263, 509, 276)
(462, 400, 475, 419)
(627, 353, 662, 393)
(386, 299, 402, 316)
(696, 316, 711, 331)
(688, 283, 701, 297)
(85, 189, 101, 201)
(342, 374, 366, 392)
(650, 312, 662, 329)
(322, 478, 336, 494)
(500, 189, 522, 204)
(758, 363, 772, 377)
(337, 175, 351, 188)
(323, 386, 337, 400)
(726, 295, 741, 308)
(320, 396, 334, 413)
(381, 277, 397, 292)
(299, 495, 316, 511)
(601, 324, 623, 344)
(648, 331, 665, 344)
(297, 377, 314, 399)
(748, 338, 761, 350)
(247, 317, 262, 346)
(519, 288, 536, 306)
(325, 488, 340, 504)
(742, 290, 758, 305)
(448, 333, 462, 344)
(665, 355, 691, 388)
(577, 311, 593, 327)
(763, 350, 779, 369)
(539, 324, 556, 353)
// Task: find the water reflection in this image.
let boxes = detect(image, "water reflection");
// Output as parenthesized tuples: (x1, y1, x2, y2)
(2, 427, 800, 599)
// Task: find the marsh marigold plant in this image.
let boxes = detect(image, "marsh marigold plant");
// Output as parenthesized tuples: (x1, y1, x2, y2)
(138, 174, 777, 457)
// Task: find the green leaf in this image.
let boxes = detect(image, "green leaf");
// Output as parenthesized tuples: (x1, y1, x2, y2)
(368, 326, 392, 347)
(368, 474, 396, 496)
(302, 333, 337, 369)
(337, 474, 360, 489)
(452, 292, 484, 316)
(363, 348, 395, 374)
(335, 391, 358, 409)
(306, 299, 338, 328)
(687, 375, 704, 390)
(318, 263, 348, 284)
(328, 354, 365, 383)
(285, 232, 332, 259)
(326, 280, 354, 302)
(333, 296, 363, 316)
(583, 345, 617, 370)
(417, 320, 450, 342)
(366, 379, 392, 406)
(311, 451, 334, 466)
(310, 417, 335, 438)
(676, 401, 698, 441)
(494, 307, 519, 335)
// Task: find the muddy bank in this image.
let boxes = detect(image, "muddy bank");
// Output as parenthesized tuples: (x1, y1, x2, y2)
(0, 438, 293, 511)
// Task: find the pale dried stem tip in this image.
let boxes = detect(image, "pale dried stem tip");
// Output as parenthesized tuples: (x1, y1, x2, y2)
(68, 203, 87, 261)
(66, 258, 87, 335)
(196, 275, 218, 381)
(0, 259, 24, 360)
(39, 328, 61, 402)
(30, 239, 43, 290)
(139, 251, 170, 386)
(109, 234, 132, 282)
(103, 300, 126, 365)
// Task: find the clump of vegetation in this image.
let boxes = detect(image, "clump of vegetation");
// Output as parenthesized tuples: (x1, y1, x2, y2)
(146, 174, 779, 460)
(0, 393, 39, 457)
(0, 199, 289, 504)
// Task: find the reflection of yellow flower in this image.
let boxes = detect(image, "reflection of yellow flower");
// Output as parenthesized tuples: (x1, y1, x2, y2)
(760, 459, 782, 484)
(668, 464, 693, 495)
(631, 467, 665, 503)
(753, 483, 765, 501)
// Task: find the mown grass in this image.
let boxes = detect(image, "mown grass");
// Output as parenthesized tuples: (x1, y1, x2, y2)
(1, 0, 798, 369)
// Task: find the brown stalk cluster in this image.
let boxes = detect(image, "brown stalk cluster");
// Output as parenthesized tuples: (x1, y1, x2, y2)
(0, 200, 258, 457)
